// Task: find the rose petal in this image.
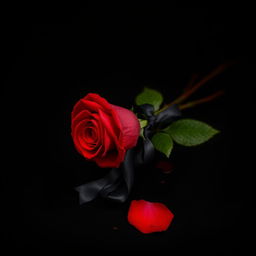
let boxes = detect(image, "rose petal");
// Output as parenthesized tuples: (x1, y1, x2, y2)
(112, 105, 140, 149)
(84, 126, 97, 143)
(71, 109, 91, 134)
(155, 161, 174, 174)
(85, 119, 102, 145)
(128, 200, 174, 234)
(73, 115, 101, 146)
(98, 109, 121, 139)
(71, 100, 91, 119)
(84, 93, 113, 112)
(98, 109, 123, 151)
(90, 114, 113, 157)
(94, 148, 126, 168)
(81, 99, 105, 113)
(73, 121, 103, 159)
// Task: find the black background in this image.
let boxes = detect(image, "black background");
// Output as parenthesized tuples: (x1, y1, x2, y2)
(3, 5, 253, 255)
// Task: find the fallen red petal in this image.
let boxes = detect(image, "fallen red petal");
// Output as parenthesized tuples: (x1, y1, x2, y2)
(155, 161, 174, 174)
(128, 200, 174, 234)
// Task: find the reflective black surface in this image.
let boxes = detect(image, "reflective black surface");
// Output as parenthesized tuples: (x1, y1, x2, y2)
(3, 6, 253, 255)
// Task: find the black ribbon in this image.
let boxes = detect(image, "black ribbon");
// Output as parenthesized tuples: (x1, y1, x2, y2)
(75, 104, 181, 204)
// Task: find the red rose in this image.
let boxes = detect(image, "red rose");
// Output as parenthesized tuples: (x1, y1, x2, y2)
(71, 93, 140, 168)
(128, 200, 174, 234)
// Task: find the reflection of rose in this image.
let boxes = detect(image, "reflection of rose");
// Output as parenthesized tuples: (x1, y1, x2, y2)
(71, 93, 140, 168)
(128, 200, 174, 234)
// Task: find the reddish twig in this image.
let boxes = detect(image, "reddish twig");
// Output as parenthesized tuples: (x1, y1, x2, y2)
(179, 90, 225, 110)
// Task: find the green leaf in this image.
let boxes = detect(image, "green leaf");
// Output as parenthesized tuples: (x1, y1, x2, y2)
(164, 119, 219, 146)
(138, 119, 148, 140)
(135, 87, 163, 111)
(138, 119, 148, 129)
(140, 128, 145, 140)
(151, 132, 174, 158)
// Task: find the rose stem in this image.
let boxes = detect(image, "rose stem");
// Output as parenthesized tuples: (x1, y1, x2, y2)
(183, 73, 199, 92)
(171, 63, 229, 105)
(179, 90, 225, 110)
(155, 63, 231, 114)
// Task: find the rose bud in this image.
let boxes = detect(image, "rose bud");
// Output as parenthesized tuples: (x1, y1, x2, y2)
(71, 93, 140, 168)
(128, 200, 174, 234)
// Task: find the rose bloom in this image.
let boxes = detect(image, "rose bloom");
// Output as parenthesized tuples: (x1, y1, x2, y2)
(71, 93, 140, 168)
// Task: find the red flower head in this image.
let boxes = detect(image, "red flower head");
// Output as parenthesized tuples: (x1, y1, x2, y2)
(128, 200, 174, 234)
(71, 93, 140, 168)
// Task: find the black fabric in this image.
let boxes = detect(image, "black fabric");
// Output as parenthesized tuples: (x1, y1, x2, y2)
(75, 104, 181, 204)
